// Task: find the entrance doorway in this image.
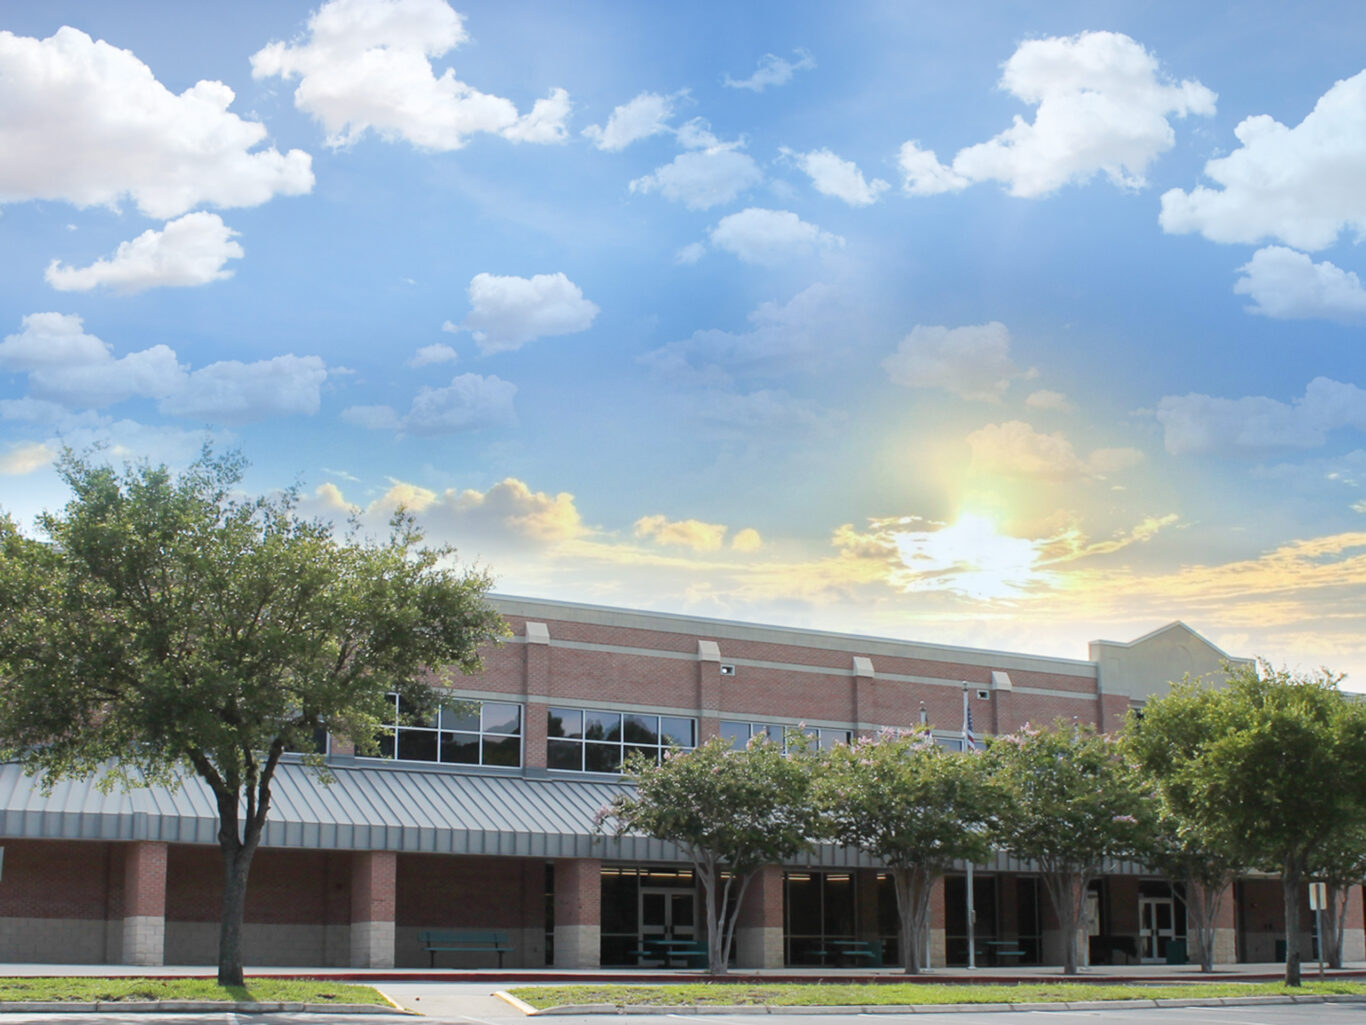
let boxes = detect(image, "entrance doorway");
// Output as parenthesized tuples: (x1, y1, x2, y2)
(640, 887, 695, 945)
(1139, 896, 1177, 962)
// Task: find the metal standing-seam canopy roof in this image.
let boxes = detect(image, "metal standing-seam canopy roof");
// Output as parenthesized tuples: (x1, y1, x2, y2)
(0, 760, 876, 866)
(0, 759, 1147, 874)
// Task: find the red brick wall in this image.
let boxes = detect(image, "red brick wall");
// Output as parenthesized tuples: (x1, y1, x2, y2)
(395, 853, 529, 929)
(0, 840, 118, 920)
(165, 846, 351, 925)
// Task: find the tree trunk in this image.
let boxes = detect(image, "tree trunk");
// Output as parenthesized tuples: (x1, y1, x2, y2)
(1188, 879, 1227, 973)
(1325, 883, 1349, 970)
(1042, 871, 1082, 975)
(719, 873, 754, 974)
(217, 838, 256, 987)
(696, 861, 727, 976)
(1282, 858, 1302, 987)
(891, 865, 934, 974)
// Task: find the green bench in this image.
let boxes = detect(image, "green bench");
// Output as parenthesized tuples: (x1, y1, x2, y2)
(629, 938, 708, 968)
(419, 929, 512, 968)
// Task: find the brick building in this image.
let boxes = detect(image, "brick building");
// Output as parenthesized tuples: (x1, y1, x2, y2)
(0, 595, 1357, 968)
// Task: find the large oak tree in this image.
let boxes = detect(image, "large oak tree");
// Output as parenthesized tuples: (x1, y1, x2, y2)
(0, 450, 505, 985)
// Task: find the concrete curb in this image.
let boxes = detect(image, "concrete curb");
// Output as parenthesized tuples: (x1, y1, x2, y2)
(0, 1000, 408, 1015)
(525, 994, 1366, 1015)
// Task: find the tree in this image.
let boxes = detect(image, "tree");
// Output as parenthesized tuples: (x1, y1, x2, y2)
(1124, 688, 1246, 973)
(1311, 822, 1366, 969)
(1131, 663, 1366, 986)
(810, 728, 993, 974)
(0, 450, 505, 986)
(602, 735, 814, 974)
(985, 720, 1145, 975)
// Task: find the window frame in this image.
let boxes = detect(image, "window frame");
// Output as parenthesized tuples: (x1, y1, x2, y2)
(547, 706, 696, 774)
(372, 693, 524, 768)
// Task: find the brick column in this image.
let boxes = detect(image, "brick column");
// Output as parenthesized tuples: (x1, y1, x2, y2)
(350, 850, 396, 968)
(852, 658, 875, 735)
(736, 865, 785, 968)
(554, 858, 600, 968)
(929, 876, 947, 968)
(524, 622, 550, 769)
(1342, 884, 1365, 962)
(122, 841, 167, 966)
(1213, 885, 1245, 967)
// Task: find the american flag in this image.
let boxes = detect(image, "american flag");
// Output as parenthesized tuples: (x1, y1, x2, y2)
(962, 686, 977, 752)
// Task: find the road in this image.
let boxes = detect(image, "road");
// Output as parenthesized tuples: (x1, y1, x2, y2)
(0, 992, 1359, 1025)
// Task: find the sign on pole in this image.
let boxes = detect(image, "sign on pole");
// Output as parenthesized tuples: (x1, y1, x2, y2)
(1309, 882, 1327, 977)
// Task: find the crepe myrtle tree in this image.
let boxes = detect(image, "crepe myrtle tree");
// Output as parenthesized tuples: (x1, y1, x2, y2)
(1124, 685, 1248, 973)
(1311, 822, 1366, 969)
(1131, 663, 1366, 986)
(811, 728, 994, 974)
(985, 720, 1147, 975)
(0, 449, 506, 986)
(601, 735, 816, 975)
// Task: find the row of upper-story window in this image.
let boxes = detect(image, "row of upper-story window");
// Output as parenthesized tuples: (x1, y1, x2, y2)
(345, 696, 967, 772)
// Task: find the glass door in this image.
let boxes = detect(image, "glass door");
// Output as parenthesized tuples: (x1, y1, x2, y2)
(1139, 896, 1176, 962)
(640, 888, 696, 948)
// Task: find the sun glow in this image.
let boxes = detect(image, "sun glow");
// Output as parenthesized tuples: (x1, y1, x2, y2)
(891, 512, 1049, 601)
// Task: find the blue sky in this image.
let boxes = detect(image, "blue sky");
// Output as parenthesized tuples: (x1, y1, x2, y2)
(4, 1, 1366, 683)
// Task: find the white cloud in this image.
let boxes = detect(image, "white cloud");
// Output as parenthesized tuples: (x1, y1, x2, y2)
(250, 0, 568, 150)
(408, 343, 459, 367)
(0, 26, 313, 219)
(1157, 377, 1366, 455)
(708, 207, 843, 265)
(882, 322, 1030, 402)
(675, 242, 707, 265)
(44, 212, 243, 293)
(967, 420, 1144, 479)
(500, 88, 572, 144)
(897, 141, 970, 196)
(784, 147, 888, 206)
(634, 514, 728, 552)
(730, 527, 763, 552)
(899, 31, 1214, 198)
(0, 313, 184, 408)
(1160, 70, 1366, 251)
(0, 441, 55, 475)
(1234, 246, 1366, 321)
(0, 313, 328, 424)
(582, 90, 680, 151)
(159, 355, 328, 424)
(1026, 389, 1073, 411)
(640, 284, 844, 384)
(452, 272, 599, 354)
(361, 476, 585, 543)
(723, 49, 815, 92)
(343, 372, 516, 435)
(630, 135, 762, 210)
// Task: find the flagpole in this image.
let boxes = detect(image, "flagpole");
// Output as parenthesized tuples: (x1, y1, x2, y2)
(963, 683, 976, 971)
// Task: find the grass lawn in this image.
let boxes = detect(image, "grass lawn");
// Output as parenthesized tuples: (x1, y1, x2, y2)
(508, 980, 1366, 1009)
(0, 977, 389, 1005)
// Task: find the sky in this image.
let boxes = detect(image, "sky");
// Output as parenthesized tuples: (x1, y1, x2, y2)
(3, 1, 1366, 684)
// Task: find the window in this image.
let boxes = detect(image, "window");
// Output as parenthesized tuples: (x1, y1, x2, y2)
(547, 708, 695, 773)
(720, 720, 851, 753)
(375, 694, 522, 767)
